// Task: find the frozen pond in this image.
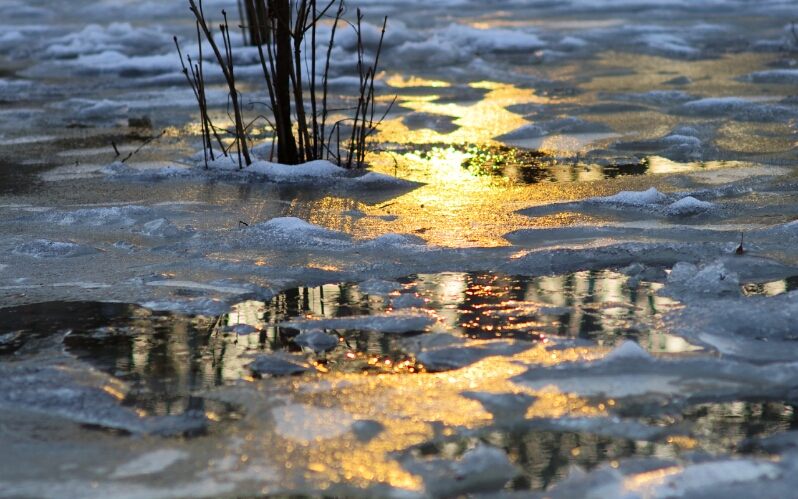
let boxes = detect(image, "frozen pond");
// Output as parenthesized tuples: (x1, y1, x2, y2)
(4, 0, 798, 497)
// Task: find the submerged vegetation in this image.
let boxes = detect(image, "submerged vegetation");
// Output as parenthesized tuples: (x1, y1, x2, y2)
(175, 0, 393, 169)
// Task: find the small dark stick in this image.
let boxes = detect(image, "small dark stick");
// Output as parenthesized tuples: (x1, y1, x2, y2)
(111, 141, 120, 156)
(238, 220, 249, 227)
(735, 232, 745, 255)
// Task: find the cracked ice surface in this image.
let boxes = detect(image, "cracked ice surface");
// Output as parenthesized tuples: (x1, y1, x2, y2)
(6, 0, 798, 497)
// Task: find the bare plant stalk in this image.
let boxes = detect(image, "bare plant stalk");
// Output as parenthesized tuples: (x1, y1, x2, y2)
(269, 0, 300, 164)
(320, 0, 344, 161)
(187, 0, 252, 167)
(182, 0, 389, 170)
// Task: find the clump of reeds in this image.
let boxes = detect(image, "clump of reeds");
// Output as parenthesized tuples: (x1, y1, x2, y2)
(174, 0, 393, 170)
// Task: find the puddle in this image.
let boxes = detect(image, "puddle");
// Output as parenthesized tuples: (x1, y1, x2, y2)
(407, 400, 798, 491)
(0, 270, 690, 416)
(1, 275, 796, 494)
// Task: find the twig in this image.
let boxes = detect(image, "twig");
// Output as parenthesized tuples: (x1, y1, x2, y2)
(121, 130, 166, 163)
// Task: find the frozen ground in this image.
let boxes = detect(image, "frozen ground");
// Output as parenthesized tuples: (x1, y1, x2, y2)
(4, 0, 798, 497)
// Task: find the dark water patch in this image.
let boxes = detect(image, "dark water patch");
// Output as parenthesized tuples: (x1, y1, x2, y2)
(459, 145, 649, 184)
(399, 400, 798, 493)
(0, 270, 687, 414)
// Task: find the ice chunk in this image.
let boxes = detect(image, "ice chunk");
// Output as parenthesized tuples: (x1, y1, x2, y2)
(359, 233, 429, 250)
(461, 391, 537, 420)
(294, 330, 339, 352)
(12, 239, 99, 258)
(0, 352, 208, 435)
(402, 445, 518, 498)
(42, 22, 172, 59)
(245, 353, 313, 376)
(223, 324, 259, 335)
(588, 187, 668, 206)
(740, 69, 798, 85)
(141, 218, 184, 237)
(400, 333, 469, 355)
(391, 293, 426, 309)
(99, 161, 136, 176)
(668, 261, 699, 283)
(601, 340, 652, 362)
(670, 97, 752, 117)
(495, 116, 612, 140)
(600, 90, 697, 106)
(140, 298, 232, 316)
(202, 217, 355, 252)
(511, 340, 787, 402)
(271, 404, 354, 443)
(281, 310, 437, 334)
(664, 290, 798, 363)
(417, 341, 533, 372)
(43, 205, 153, 227)
(357, 279, 403, 296)
(660, 260, 742, 299)
(666, 196, 715, 216)
(50, 98, 127, 121)
(110, 450, 189, 479)
(543, 455, 783, 499)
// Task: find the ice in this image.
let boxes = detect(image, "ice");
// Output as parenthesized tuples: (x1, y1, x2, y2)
(401, 445, 518, 498)
(281, 310, 437, 334)
(140, 298, 233, 317)
(660, 260, 742, 299)
(400, 333, 468, 355)
(495, 117, 613, 141)
(359, 233, 430, 250)
(511, 340, 798, 402)
(110, 450, 189, 479)
(665, 196, 715, 216)
(245, 353, 314, 376)
(589, 187, 668, 206)
(597, 90, 698, 106)
(271, 404, 354, 443)
(110, 154, 421, 189)
(49, 98, 128, 122)
(402, 112, 460, 134)
(740, 69, 798, 85)
(159, 217, 355, 254)
(539, 455, 786, 499)
(42, 23, 172, 59)
(670, 97, 754, 117)
(42, 206, 154, 227)
(391, 293, 427, 309)
(21, 50, 180, 79)
(358, 278, 403, 295)
(140, 218, 187, 238)
(0, 350, 208, 435)
(664, 289, 798, 363)
(222, 324, 259, 335)
(460, 391, 537, 420)
(7, 1, 798, 496)
(416, 341, 533, 372)
(635, 32, 700, 57)
(294, 330, 339, 352)
(12, 239, 99, 258)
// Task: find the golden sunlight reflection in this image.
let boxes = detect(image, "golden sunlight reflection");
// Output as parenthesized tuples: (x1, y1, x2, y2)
(376, 83, 541, 146)
(386, 75, 451, 88)
(234, 343, 606, 491)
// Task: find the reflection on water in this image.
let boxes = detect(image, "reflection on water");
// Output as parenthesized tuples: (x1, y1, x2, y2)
(0, 270, 689, 416)
(742, 276, 798, 297)
(3, 273, 797, 494)
(411, 400, 798, 491)
(457, 144, 650, 184)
